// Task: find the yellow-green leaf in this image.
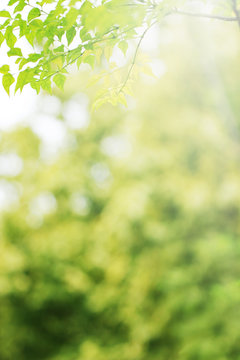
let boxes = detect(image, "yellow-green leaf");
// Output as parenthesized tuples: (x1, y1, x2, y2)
(8, 0, 19, 5)
(66, 26, 76, 45)
(2, 73, 15, 95)
(30, 80, 40, 94)
(0, 32, 4, 46)
(118, 40, 128, 55)
(83, 54, 95, 69)
(0, 65, 10, 74)
(28, 7, 41, 22)
(0, 11, 11, 18)
(5, 31, 17, 48)
(7, 47, 22, 56)
(53, 73, 66, 90)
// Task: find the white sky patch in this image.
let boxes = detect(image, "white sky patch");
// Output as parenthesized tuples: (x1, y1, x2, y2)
(141, 25, 161, 54)
(184, 0, 214, 12)
(63, 93, 89, 129)
(90, 162, 112, 186)
(140, 25, 167, 79)
(101, 135, 131, 158)
(150, 59, 167, 78)
(28, 191, 57, 227)
(110, 46, 128, 67)
(0, 153, 23, 177)
(70, 193, 90, 215)
(0, 180, 19, 212)
(0, 0, 9, 7)
(0, 87, 37, 131)
(29, 114, 67, 160)
(38, 95, 62, 117)
(29, 192, 57, 218)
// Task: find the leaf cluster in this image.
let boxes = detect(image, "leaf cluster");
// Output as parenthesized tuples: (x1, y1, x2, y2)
(0, 0, 150, 98)
(0, 0, 238, 106)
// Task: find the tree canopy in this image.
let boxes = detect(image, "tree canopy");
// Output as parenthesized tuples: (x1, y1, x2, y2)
(1, 26, 240, 354)
(1, 8, 240, 359)
(0, 0, 240, 106)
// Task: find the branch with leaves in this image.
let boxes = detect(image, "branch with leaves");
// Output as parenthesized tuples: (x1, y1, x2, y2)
(0, 0, 239, 107)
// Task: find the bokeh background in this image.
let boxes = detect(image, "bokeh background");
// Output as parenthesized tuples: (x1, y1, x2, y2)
(1, 15, 240, 360)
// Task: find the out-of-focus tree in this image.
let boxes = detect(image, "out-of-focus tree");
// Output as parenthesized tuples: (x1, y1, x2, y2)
(1, 16, 240, 359)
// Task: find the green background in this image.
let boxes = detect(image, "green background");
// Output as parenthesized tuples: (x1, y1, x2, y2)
(1, 17, 240, 360)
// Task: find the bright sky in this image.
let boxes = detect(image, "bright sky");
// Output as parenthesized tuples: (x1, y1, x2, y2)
(0, 87, 37, 131)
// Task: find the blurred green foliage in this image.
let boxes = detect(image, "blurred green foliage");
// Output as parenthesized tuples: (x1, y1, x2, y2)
(1, 17, 240, 360)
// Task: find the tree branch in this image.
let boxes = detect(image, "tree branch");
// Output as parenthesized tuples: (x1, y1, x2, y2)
(172, 8, 238, 22)
(119, 21, 157, 94)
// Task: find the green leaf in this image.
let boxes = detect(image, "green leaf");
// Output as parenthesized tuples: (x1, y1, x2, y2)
(19, 19, 27, 37)
(25, 31, 35, 46)
(53, 73, 66, 90)
(7, 47, 22, 56)
(104, 45, 113, 61)
(8, 0, 19, 5)
(27, 53, 42, 62)
(41, 78, 52, 93)
(0, 65, 10, 74)
(19, 58, 28, 70)
(118, 40, 128, 56)
(15, 68, 33, 93)
(65, 7, 79, 27)
(5, 28, 17, 48)
(29, 19, 43, 30)
(2, 73, 15, 95)
(30, 80, 40, 94)
(27, 7, 41, 22)
(66, 26, 76, 45)
(0, 11, 11, 18)
(117, 92, 127, 107)
(80, 28, 92, 42)
(77, 56, 82, 68)
(83, 54, 95, 69)
(80, 0, 92, 18)
(0, 32, 4, 46)
(92, 97, 108, 111)
(14, 0, 26, 13)
(54, 45, 65, 53)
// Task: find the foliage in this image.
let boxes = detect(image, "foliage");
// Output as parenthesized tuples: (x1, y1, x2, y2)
(1, 19, 240, 358)
(0, 0, 240, 106)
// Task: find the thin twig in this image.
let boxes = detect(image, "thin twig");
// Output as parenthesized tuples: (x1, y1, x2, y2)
(26, 1, 49, 16)
(37, 25, 139, 84)
(119, 20, 157, 94)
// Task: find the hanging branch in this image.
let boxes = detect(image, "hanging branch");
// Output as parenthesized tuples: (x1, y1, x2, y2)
(172, 8, 238, 22)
